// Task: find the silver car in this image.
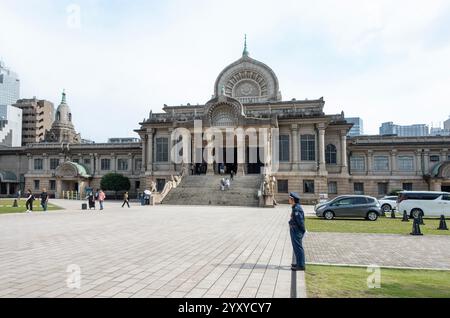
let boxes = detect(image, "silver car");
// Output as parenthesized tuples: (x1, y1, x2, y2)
(315, 195, 382, 221)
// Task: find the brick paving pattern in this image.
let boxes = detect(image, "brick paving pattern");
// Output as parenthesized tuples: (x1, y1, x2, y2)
(0, 201, 448, 298)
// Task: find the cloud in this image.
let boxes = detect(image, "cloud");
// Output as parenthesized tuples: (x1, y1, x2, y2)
(1, 0, 449, 140)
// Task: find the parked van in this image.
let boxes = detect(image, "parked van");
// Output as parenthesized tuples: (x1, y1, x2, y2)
(397, 191, 450, 218)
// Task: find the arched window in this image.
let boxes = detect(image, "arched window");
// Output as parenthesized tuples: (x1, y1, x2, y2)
(326, 144, 337, 165)
(69, 113, 72, 122)
(56, 112, 61, 121)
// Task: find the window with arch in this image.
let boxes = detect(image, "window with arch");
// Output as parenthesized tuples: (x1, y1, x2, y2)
(326, 144, 337, 165)
(69, 113, 72, 122)
(56, 112, 61, 121)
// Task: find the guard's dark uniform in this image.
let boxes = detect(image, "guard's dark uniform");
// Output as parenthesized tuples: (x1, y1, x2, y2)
(289, 193, 306, 269)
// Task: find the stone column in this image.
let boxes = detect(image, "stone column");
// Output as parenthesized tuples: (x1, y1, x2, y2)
(43, 153, 49, 173)
(111, 153, 116, 172)
(415, 150, 422, 176)
(129, 153, 133, 175)
(27, 154, 33, 171)
(191, 133, 196, 174)
(390, 150, 397, 175)
(6, 183, 10, 196)
(340, 131, 348, 174)
(367, 150, 373, 175)
(423, 149, 430, 174)
(142, 135, 147, 172)
(89, 154, 95, 175)
(291, 124, 299, 171)
(56, 179, 62, 199)
(318, 124, 326, 172)
(146, 129, 154, 173)
(206, 133, 215, 176)
(94, 154, 100, 175)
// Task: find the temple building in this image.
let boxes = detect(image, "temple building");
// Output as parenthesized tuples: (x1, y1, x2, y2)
(0, 41, 449, 205)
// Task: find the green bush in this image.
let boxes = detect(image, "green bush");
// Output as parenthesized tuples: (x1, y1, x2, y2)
(389, 189, 403, 196)
(100, 173, 131, 196)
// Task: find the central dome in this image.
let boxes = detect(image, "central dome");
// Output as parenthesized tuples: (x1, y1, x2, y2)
(214, 41, 281, 104)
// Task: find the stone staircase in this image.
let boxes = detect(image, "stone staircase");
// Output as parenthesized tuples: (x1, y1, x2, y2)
(162, 175, 263, 207)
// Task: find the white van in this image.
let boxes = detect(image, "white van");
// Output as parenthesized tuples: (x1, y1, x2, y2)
(397, 191, 450, 218)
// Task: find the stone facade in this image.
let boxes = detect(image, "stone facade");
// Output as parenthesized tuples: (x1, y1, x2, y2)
(0, 142, 142, 198)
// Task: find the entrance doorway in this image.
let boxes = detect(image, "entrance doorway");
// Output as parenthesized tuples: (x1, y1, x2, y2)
(246, 147, 264, 175)
(216, 148, 238, 175)
(61, 180, 79, 192)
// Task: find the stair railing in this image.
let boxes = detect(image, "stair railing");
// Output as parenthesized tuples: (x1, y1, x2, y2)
(158, 167, 187, 203)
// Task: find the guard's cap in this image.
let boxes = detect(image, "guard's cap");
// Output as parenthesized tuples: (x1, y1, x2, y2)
(289, 192, 301, 202)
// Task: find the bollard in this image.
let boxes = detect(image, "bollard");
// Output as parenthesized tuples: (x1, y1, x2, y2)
(410, 217, 423, 236)
(419, 214, 425, 226)
(391, 210, 396, 219)
(12, 199, 18, 208)
(438, 215, 448, 231)
(402, 210, 409, 222)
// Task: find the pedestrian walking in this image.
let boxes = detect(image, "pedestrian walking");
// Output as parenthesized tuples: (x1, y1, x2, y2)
(25, 189, 34, 213)
(230, 170, 234, 181)
(40, 188, 49, 212)
(288, 192, 306, 271)
(98, 190, 106, 210)
(122, 192, 130, 208)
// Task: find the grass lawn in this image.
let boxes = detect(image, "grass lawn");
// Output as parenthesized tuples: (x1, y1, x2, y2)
(306, 265, 450, 298)
(0, 199, 63, 214)
(306, 216, 450, 236)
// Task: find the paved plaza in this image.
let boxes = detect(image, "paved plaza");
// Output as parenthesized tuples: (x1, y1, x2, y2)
(0, 201, 449, 298)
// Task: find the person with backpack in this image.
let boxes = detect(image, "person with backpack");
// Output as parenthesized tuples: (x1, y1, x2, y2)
(25, 189, 34, 213)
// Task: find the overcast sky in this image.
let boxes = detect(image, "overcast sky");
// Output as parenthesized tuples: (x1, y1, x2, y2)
(1, 0, 450, 142)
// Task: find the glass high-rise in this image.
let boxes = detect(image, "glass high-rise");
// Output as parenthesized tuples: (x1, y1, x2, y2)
(0, 61, 20, 106)
(346, 118, 364, 136)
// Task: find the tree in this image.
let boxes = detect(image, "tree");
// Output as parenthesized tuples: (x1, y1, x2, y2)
(389, 189, 403, 196)
(100, 173, 131, 199)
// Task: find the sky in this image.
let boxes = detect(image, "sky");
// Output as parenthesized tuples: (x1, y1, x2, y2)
(1, 0, 450, 142)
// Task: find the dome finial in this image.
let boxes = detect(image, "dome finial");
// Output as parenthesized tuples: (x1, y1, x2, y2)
(61, 89, 67, 104)
(243, 34, 249, 57)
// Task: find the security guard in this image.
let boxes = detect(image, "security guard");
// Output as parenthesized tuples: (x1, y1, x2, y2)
(289, 192, 306, 271)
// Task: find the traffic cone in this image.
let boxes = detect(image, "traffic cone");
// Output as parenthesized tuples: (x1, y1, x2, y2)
(410, 217, 423, 236)
(438, 215, 448, 231)
(402, 210, 409, 222)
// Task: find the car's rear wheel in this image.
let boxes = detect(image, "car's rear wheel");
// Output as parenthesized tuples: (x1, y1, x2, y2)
(367, 211, 379, 221)
(411, 208, 424, 219)
(381, 204, 392, 213)
(324, 211, 335, 220)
